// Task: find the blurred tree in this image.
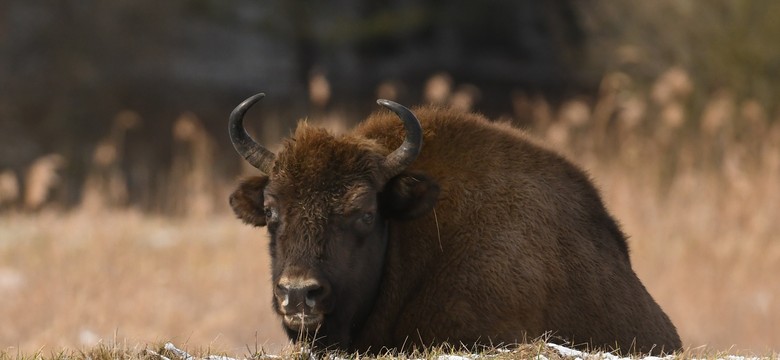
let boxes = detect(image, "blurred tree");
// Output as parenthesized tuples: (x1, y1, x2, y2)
(258, 0, 586, 106)
(0, 0, 604, 211)
(578, 1, 780, 110)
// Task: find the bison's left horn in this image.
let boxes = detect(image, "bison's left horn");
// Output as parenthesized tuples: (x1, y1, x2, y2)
(229, 92, 276, 174)
(377, 99, 423, 178)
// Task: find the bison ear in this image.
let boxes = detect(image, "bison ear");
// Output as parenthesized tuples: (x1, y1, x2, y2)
(380, 172, 439, 221)
(229, 176, 269, 227)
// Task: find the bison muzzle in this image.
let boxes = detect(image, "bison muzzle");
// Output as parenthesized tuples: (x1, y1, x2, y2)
(228, 93, 682, 355)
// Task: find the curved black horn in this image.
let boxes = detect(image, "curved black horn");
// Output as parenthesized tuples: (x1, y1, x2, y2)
(376, 99, 423, 178)
(229, 93, 276, 174)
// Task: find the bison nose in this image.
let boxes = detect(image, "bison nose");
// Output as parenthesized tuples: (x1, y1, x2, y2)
(276, 277, 329, 313)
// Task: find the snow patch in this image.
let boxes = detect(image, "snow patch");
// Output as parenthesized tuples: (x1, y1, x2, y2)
(156, 342, 769, 360)
(546, 342, 677, 360)
(721, 357, 762, 360)
(548, 342, 588, 358)
(437, 356, 474, 360)
(162, 343, 240, 360)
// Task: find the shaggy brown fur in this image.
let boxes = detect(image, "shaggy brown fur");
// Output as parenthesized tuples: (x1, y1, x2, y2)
(230, 106, 682, 355)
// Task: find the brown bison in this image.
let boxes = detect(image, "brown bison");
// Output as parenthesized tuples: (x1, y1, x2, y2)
(228, 93, 682, 355)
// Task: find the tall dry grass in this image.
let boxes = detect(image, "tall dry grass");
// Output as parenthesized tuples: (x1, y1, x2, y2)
(1, 68, 779, 355)
(0, 210, 287, 354)
(537, 68, 780, 353)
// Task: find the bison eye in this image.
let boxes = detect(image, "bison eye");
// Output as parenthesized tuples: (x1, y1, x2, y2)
(349, 211, 376, 235)
(360, 212, 375, 226)
(264, 207, 278, 222)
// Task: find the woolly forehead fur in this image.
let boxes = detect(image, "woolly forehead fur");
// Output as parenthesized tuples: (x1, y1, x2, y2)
(266, 121, 390, 205)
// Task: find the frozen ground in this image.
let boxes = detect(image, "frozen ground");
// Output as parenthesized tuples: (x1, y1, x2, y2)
(155, 342, 766, 360)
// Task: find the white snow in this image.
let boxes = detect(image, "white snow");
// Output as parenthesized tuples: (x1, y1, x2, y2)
(162, 343, 242, 360)
(164, 343, 196, 360)
(545, 342, 678, 360)
(436, 356, 474, 360)
(157, 342, 769, 360)
(547, 342, 589, 358)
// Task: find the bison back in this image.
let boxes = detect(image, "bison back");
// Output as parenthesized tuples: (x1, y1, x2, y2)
(354, 107, 681, 355)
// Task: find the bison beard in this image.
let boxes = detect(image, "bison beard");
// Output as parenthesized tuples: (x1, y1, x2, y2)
(228, 94, 683, 355)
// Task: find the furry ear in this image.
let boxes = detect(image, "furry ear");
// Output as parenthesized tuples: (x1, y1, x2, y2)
(380, 172, 440, 221)
(229, 176, 269, 227)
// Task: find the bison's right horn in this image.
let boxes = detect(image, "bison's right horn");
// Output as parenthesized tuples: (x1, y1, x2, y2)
(376, 99, 423, 178)
(229, 93, 276, 174)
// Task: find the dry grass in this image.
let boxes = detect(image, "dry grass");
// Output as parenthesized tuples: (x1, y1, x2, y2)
(2, 68, 780, 357)
(2, 167, 778, 357)
(591, 161, 780, 354)
(1, 339, 777, 360)
(553, 70, 780, 354)
(0, 210, 287, 356)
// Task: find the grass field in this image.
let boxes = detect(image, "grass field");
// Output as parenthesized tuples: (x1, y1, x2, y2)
(0, 210, 287, 355)
(2, 160, 779, 356)
(4, 339, 774, 360)
(2, 69, 780, 357)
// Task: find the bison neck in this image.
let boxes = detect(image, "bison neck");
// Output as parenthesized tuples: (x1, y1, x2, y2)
(350, 219, 441, 353)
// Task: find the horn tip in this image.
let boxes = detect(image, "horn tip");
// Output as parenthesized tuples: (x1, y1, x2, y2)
(376, 99, 395, 107)
(244, 92, 266, 104)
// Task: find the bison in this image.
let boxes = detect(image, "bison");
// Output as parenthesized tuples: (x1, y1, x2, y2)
(228, 93, 682, 355)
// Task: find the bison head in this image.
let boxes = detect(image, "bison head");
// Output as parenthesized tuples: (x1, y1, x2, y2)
(228, 93, 439, 348)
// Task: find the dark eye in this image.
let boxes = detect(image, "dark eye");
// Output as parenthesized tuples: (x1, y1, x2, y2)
(264, 207, 278, 221)
(360, 212, 374, 226)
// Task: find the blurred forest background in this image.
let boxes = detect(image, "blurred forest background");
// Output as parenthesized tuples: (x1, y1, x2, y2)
(1, 0, 780, 356)
(1, 0, 780, 212)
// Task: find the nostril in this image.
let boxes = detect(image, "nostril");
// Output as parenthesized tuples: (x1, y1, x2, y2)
(307, 285, 323, 299)
(277, 277, 329, 312)
(304, 285, 323, 308)
(275, 283, 290, 308)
